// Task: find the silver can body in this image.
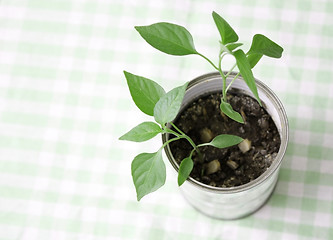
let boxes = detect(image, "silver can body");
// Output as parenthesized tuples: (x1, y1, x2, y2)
(163, 72, 289, 219)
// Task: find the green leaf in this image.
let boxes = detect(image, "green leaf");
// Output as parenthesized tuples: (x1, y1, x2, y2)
(135, 22, 197, 56)
(154, 82, 188, 125)
(248, 34, 283, 58)
(208, 134, 243, 148)
(233, 49, 261, 105)
(178, 157, 193, 186)
(124, 71, 166, 116)
(226, 42, 243, 52)
(220, 100, 244, 123)
(131, 150, 166, 201)
(119, 122, 162, 142)
(247, 53, 263, 69)
(212, 11, 239, 45)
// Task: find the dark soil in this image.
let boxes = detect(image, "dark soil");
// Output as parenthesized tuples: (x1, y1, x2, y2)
(169, 91, 281, 188)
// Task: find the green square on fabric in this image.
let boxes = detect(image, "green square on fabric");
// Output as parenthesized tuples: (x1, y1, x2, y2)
(55, 142, 70, 155)
(268, 220, 285, 232)
(74, 47, 88, 59)
(86, 120, 101, 132)
(310, 119, 326, 133)
(39, 216, 54, 229)
(307, 146, 322, 160)
(65, 94, 80, 106)
(50, 167, 65, 179)
(66, 219, 82, 233)
(81, 145, 96, 158)
(94, 222, 110, 236)
(69, 71, 84, 82)
(60, 118, 75, 129)
(305, 171, 320, 184)
(279, 168, 291, 181)
(301, 198, 317, 211)
(70, 195, 85, 205)
(90, 97, 106, 109)
(42, 191, 59, 203)
(269, 194, 288, 207)
(28, 0, 71, 11)
(298, 224, 315, 238)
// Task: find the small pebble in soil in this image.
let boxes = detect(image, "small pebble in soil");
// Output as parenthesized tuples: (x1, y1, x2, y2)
(205, 159, 221, 175)
(227, 160, 239, 170)
(258, 117, 269, 129)
(260, 149, 267, 155)
(238, 139, 251, 153)
(200, 128, 214, 143)
(235, 169, 243, 176)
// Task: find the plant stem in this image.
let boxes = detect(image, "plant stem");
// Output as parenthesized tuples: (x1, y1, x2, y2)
(170, 122, 186, 136)
(169, 123, 200, 154)
(225, 63, 237, 78)
(218, 52, 224, 71)
(218, 57, 227, 101)
(197, 50, 230, 102)
(164, 123, 202, 158)
(197, 52, 219, 71)
(189, 148, 195, 158)
(217, 49, 228, 102)
(161, 136, 181, 150)
(219, 70, 227, 102)
(226, 72, 240, 92)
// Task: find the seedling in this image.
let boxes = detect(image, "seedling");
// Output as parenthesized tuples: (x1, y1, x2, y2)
(120, 11, 283, 201)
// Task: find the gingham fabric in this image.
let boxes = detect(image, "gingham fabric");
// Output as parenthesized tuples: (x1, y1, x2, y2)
(0, 0, 332, 239)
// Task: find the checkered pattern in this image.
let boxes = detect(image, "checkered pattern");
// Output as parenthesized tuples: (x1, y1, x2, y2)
(0, 0, 332, 239)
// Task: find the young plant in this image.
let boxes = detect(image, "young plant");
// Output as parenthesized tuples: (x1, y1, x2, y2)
(120, 71, 243, 200)
(120, 11, 283, 201)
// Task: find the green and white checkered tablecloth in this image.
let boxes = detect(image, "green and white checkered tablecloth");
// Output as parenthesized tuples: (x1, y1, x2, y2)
(0, 0, 332, 239)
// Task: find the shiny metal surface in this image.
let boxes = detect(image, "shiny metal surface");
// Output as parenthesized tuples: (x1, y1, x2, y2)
(163, 72, 289, 219)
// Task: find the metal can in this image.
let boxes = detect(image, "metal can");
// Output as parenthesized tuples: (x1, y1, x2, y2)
(162, 72, 289, 219)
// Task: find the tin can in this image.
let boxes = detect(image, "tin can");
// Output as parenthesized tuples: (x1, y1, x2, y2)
(162, 72, 289, 219)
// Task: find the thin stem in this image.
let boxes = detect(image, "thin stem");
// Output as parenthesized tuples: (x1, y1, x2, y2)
(161, 136, 182, 150)
(217, 50, 227, 102)
(218, 52, 225, 71)
(226, 72, 240, 92)
(163, 127, 181, 138)
(218, 68, 227, 102)
(197, 53, 219, 70)
(225, 63, 237, 78)
(187, 148, 197, 162)
(197, 143, 210, 148)
(165, 123, 202, 157)
(169, 123, 195, 147)
(170, 122, 186, 136)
